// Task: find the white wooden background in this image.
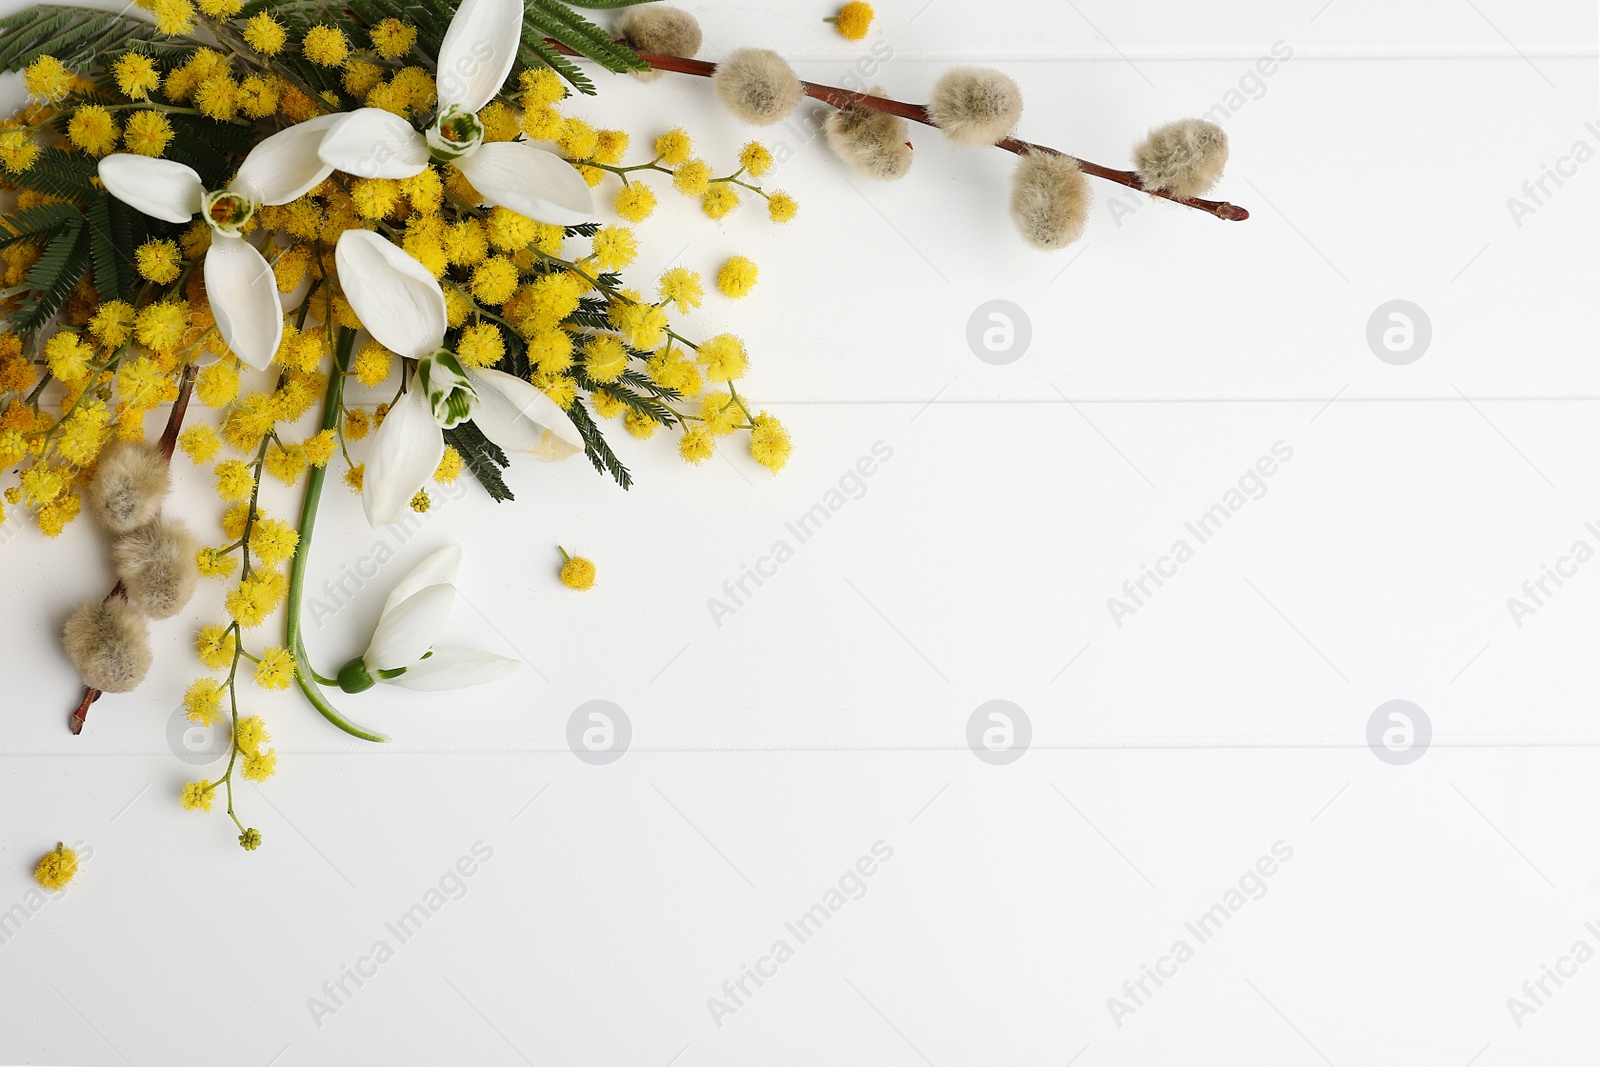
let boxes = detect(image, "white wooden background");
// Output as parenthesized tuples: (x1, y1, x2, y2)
(3, 1, 1599, 1063)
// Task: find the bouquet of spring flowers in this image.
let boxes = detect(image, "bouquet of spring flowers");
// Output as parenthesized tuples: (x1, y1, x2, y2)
(0, 0, 1245, 852)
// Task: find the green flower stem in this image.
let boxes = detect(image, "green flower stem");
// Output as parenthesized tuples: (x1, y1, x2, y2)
(725, 381, 756, 425)
(201, 14, 333, 118)
(286, 325, 388, 744)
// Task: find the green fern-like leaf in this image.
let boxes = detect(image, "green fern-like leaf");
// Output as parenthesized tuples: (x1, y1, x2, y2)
(530, 0, 645, 71)
(9, 147, 97, 203)
(110, 195, 142, 287)
(617, 367, 682, 404)
(337, 0, 447, 54)
(0, 5, 190, 71)
(443, 421, 515, 502)
(520, 37, 596, 95)
(0, 200, 78, 249)
(564, 308, 612, 332)
(12, 218, 88, 333)
(164, 115, 260, 189)
(85, 194, 123, 302)
(232, 0, 272, 19)
(572, 370, 680, 427)
(565, 398, 632, 490)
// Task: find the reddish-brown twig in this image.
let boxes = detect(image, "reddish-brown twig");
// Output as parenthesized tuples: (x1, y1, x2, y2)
(547, 42, 1248, 222)
(68, 362, 197, 736)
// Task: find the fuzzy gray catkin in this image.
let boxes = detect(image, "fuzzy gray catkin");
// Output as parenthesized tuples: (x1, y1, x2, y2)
(112, 519, 198, 620)
(615, 6, 702, 82)
(823, 89, 912, 180)
(1010, 151, 1091, 251)
(926, 67, 1023, 147)
(62, 600, 152, 693)
(712, 49, 804, 126)
(84, 439, 169, 534)
(1133, 119, 1228, 199)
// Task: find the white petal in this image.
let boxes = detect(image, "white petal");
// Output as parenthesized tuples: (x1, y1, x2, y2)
(382, 544, 463, 619)
(381, 647, 520, 691)
(97, 155, 202, 224)
(317, 109, 430, 180)
(362, 388, 447, 527)
(204, 235, 283, 371)
(364, 582, 454, 671)
(436, 0, 523, 113)
(453, 141, 595, 226)
(230, 114, 342, 206)
(335, 229, 447, 360)
(469, 367, 584, 460)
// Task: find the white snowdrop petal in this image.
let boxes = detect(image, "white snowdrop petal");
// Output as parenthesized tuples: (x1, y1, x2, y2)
(203, 235, 284, 370)
(97, 154, 203, 223)
(382, 544, 464, 618)
(365, 582, 455, 671)
(336, 229, 448, 360)
(452, 141, 595, 226)
(436, 0, 524, 113)
(361, 388, 446, 528)
(318, 108, 430, 180)
(231, 113, 341, 205)
(383, 647, 521, 691)
(469, 367, 584, 460)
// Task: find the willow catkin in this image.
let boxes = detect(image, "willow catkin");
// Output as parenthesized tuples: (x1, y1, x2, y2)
(112, 519, 198, 620)
(62, 600, 152, 693)
(1133, 119, 1229, 199)
(616, 6, 702, 83)
(927, 67, 1023, 147)
(85, 439, 169, 534)
(823, 89, 913, 180)
(1010, 151, 1091, 251)
(712, 49, 804, 126)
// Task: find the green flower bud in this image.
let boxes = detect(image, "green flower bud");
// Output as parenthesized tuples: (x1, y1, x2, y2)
(337, 656, 376, 693)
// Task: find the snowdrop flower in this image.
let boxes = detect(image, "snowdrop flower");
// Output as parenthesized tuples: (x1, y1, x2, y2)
(97, 116, 341, 369)
(317, 0, 592, 225)
(336, 544, 520, 693)
(335, 229, 584, 526)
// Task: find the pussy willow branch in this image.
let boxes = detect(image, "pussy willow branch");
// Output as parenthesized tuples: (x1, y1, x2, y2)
(548, 42, 1249, 222)
(68, 362, 198, 736)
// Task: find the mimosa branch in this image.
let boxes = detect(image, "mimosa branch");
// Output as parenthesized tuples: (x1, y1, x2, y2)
(546, 41, 1249, 222)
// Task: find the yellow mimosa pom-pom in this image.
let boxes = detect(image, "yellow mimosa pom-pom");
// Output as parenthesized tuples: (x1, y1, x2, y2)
(829, 2, 874, 40)
(558, 549, 596, 590)
(33, 844, 79, 890)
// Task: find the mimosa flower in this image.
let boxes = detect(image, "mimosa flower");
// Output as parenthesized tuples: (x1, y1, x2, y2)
(335, 544, 520, 692)
(335, 229, 584, 527)
(317, 0, 593, 226)
(97, 115, 341, 368)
